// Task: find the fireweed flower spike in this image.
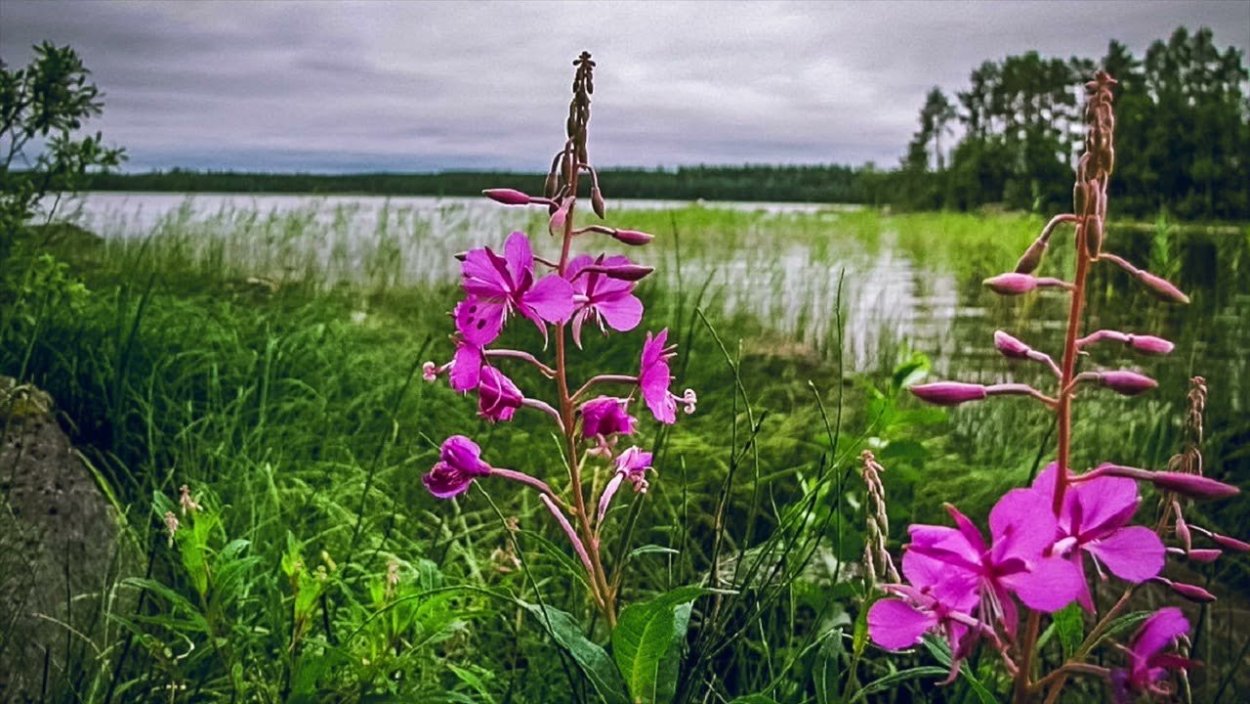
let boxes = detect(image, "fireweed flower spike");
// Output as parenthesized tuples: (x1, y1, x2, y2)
(1110, 607, 1193, 703)
(421, 53, 692, 627)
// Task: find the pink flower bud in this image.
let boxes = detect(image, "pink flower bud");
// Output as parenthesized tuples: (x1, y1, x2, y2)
(549, 199, 571, 236)
(1210, 533, 1250, 553)
(909, 382, 988, 407)
(993, 330, 1032, 359)
(483, 188, 534, 206)
(1135, 270, 1190, 304)
(984, 273, 1039, 295)
(1167, 580, 1216, 603)
(1093, 370, 1158, 396)
(1127, 334, 1174, 356)
(612, 229, 655, 246)
(1174, 510, 1192, 550)
(1185, 549, 1222, 563)
(596, 263, 654, 281)
(591, 186, 606, 219)
(422, 361, 438, 382)
(1149, 472, 1240, 500)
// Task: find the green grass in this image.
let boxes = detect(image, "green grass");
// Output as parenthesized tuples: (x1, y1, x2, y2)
(2, 206, 1247, 702)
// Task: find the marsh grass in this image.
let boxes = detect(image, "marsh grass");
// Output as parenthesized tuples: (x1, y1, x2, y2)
(2, 202, 1246, 701)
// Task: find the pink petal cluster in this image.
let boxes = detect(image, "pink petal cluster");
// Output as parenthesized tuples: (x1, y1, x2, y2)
(566, 254, 644, 347)
(639, 329, 696, 424)
(457, 231, 574, 346)
(869, 489, 1083, 662)
(423, 436, 493, 499)
(1110, 607, 1192, 703)
(1030, 464, 1164, 611)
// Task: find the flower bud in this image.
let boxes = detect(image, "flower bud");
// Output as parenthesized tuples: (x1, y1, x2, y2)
(544, 170, 559, 198)
(1210, 533, 1250, 553)
(597, 263, 654, 281)
(1149, 472, 1240, 500)
(1014, 238, 1048, 274)
(1090, 370, 1158, 396)
(1185, 549, 1222, 563)
(483, 188, 533, 206)
(993, 330, 1032, 359)
(1166, 580, 1216, 603)
(591, 186, 606, 219)
(1135, 270, 1190, 304)
(549, 199, 570, 236)
(1174, 508, 1192, 550)
(984, 273, 1038, 295)
(611, 229, 655, 246)
(1085, 216, 1104, 258)
(909, 382, 987, 407)
(1127, 334, 1174, 356)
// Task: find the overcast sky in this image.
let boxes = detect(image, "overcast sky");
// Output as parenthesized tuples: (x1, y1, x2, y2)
(2, 0, 1247, 173)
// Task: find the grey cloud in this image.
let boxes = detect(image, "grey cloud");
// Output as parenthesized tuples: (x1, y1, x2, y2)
(2, 0, 1246, 173)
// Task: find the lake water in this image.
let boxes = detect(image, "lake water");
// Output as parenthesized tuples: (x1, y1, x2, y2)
(62, 192, 1248, 420)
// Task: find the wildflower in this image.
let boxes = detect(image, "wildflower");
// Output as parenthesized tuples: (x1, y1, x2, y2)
(163, 510, 179, 547)
(476, 366, 524, 422)
(1031, 464, 1164, 611)
(565, 254, 644, 347)
(1110, 607, 1192, 703)
(638, 329, 696, 424)
(422, 435, 493, 499)
(580, 396, 636, 440)
(595, 446, 654, 526)
(457, 231, 574, 345)
(904, 489, 1083, 636)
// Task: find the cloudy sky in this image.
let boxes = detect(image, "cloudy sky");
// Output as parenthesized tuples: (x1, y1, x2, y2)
(3, 0, 1247, 173)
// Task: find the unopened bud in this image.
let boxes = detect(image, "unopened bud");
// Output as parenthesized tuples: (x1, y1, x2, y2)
(1135, 270, 1190, 304)
(544, 170, 559, 198)
(1185, 549, 1222, 563)
(1165, 579, 1217, 603)
(422, 361, 438, 382)
(909, 382, 987, 407)
(611, 229, 655, 246)
(1085, 216, 1104, 258)
(985, 273, 1039, 295)
(1174, 508, 1192, 550)
(1014, 238, 1048, 274)
(591, 186, 606, 219)
(1083, 370, 1158, 396)
(1210, 533, 1250, 553)
(549, 199, 570, 236)
(1127, 334, 1174, 356)
(483, 188, 533, 206)
(592, 263, 654, 281)
(1149, 472, 1240, 500)
(993, 330, 1032, 359)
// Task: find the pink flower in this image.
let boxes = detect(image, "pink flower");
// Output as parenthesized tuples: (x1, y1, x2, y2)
(1110, 607, 1192, 703)
(456, 231, 574, 346)
(1031, 464, 1164, 611)
(909, 382, 987, 407)
(423, 435, 493, 499)
(448, 338, 485, 392)
(595, 446, 654, 526)
(638, 329, 696, 424)
(565, 254, 644, 347)
(903, 489, 1083, 636)
(477, 366, 524, 422)
(580, 396, 636, 439)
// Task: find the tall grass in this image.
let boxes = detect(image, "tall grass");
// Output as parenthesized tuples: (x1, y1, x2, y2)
(2, 203, 1246, 701)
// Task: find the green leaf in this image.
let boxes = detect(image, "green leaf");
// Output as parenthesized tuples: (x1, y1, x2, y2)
(519, 600, 628, 704)
(612, 586, 712, 704)
(728, 696, 781, 704)
(850, 667, 948, 702)
(1052, 603, 1085, 660)
(627, 544, 681, 560)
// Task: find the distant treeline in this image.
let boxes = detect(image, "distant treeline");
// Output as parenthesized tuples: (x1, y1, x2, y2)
(82, 165, 874, 204)
(81, 26, 1248, 220)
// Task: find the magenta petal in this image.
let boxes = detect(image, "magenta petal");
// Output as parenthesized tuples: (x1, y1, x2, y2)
(1071, 553, 1095, 612)
(1086, 526, 1165, 583)
(1074, 475, 1141, 535)
(1003, 555, 1082, 612)
(868, 599, 937, 651)
(990, 488, 1058, 561)
(456, 297, 506, 346)
(461, 249, 509, 299)
(503, 231, 533, 282)
(595, 292, 644, 333)
(449, 343, 483, 392)
(423, 463, 474, 499)
(1131, 607, 1189, 661)
(523, 274, 575, 324)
